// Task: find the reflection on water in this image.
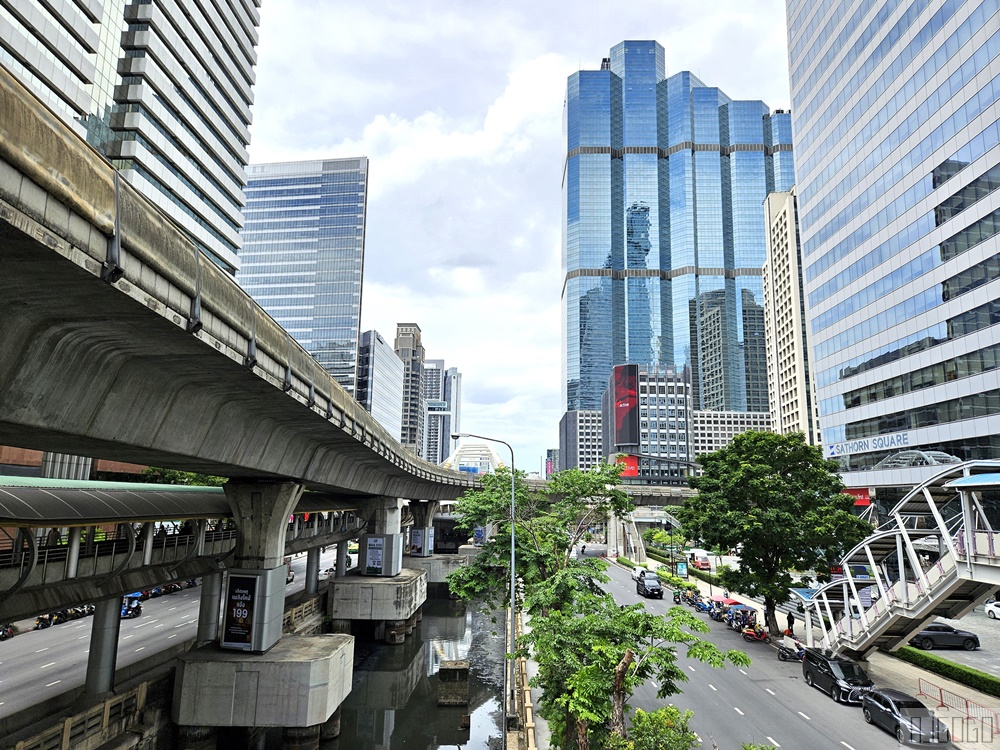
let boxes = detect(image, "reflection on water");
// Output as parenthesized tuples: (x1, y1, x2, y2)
(326, 597, 504, 749)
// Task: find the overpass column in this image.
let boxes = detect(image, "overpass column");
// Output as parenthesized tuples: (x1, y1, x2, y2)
(360, 497, 404, 576)
(83, 595, 122, 696)
(140, 522, 154, 566)
(66, 526, 82, 578)
(196, 572, 224, 645)
(305, 547, 320, 596)
(408, 501, 439, 557)
(335, 541, 348, 577)
(222, 480, 305, 652)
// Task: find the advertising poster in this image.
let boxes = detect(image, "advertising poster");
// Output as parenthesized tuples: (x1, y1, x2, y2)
(410, 529, 424, 555)
(616, 454, 639, 477)
(676, 561, 688, 579)
(366, 536, 384, 575)
(221, 574, 257, 650)
(613, 364, 639, 446)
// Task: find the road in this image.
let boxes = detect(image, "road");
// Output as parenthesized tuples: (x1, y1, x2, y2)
(0, 549, 341, 719)
(600, 556, 954, 750)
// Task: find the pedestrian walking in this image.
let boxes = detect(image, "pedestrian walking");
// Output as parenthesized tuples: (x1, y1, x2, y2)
(786, 610, 795, 635)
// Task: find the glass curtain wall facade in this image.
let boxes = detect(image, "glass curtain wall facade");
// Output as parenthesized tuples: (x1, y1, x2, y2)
(238, 158, 369, 394)
(562, 41, 795, 432)
(789, 0, 1000, 495)
(356, 330, 405, 440)
(423, 360, 462, 465)
(395, 323, 426, 458)
(0, 1, 262, 273)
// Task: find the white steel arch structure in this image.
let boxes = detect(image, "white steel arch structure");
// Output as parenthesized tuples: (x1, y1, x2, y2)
(798, 460, 1000, 660)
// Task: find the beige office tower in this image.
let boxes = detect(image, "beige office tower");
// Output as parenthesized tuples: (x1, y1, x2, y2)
(762, 189, 820, 446)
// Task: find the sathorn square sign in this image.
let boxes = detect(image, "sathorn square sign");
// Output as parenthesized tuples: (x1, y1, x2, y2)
(827, 431, 911, 458)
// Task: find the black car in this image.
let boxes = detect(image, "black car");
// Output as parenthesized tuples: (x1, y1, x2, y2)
(636, 572, 663, 599)
(908, 623, 979, 651)
(801, 647, 874, 704)
(862, 688, 951, 744)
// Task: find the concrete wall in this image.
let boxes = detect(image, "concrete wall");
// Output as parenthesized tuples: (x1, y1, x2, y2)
(329, 568, 427, 622)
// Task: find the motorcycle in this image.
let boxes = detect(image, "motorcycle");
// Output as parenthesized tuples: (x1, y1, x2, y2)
(0, 623, 14, 640)
(672, 590, 682, 604)
(120, 601, 142, 619)
(51, 610, 70, 625)
(742, 624, 772, 644)
(34, 614, 52, 630)
(185, 579, 198, 588)
(777, 642, 805, 661)
(162, 582, 183, 595)
(694, 599, 713, 613)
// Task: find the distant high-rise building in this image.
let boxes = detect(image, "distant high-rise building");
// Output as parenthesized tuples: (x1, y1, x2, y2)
(691, 411, 772, 458)
(0, 1, 262, 273)
(356, 330, 405, 440)
(423, 360, 462, 464)
(395, 323, 426, 457)
(558, 411, 602, 472)
(545, 449, 560, 479)
(560, 40, 795, 422)
(238, 158, 369, 394)
(762, 189, 819, 445)
(789, 0, 1000, 501)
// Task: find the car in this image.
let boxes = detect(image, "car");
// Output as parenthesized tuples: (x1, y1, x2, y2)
(908, 623, 979, 651)
(631, 566, 646, 581)
(862, 688, 951, 744)
(985, 600, 1000, 619)
(801, 647, 874, 704)
(636, 573, 663, 599)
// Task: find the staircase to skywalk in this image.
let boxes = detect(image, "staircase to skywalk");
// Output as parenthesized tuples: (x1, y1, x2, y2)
(800, 461, 1000, 660)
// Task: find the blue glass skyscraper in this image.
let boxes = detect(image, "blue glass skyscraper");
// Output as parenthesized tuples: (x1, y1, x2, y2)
(789, 0, 1000, 500)
(562, 41, 794, 422)
(238, 158, 368, 394)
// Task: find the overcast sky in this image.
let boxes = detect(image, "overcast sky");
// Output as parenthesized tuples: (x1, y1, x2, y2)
(247, 0, 791, 474)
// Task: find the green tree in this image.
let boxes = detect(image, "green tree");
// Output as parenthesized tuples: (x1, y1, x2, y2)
(604, 706, 699, 750)
(524, 590, 748, 750)
(677, 431, 871, 634)
(139, 467, 227, 486)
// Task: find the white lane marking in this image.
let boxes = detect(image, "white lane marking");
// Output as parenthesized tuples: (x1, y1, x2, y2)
(122, 634, 133, 639)
(168, 634, 178, 639)
(77, 635, 88, 640)
(34, 648, 48, 653)
(767, 737, 780, 747)
(134, 647, 145, 653)
(734, 707, 744, 715)
(45, 680, 61, 687)
(687, 665, 696, 673)
(765, 688, 776, 695)
(840, 744, 857, 750)
(168, 607, 177, 611)
(739, 668, 748, 675)
(155, 624, 165, 628)
(798, 711, 811, 721)
(40, 662, 56, 669)
(709, 684, 717, 691)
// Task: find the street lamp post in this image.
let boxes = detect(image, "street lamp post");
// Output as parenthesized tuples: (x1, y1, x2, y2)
(453, 432, 516, 748)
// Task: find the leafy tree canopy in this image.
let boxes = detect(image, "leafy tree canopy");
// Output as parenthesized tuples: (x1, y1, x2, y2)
(676, 431, 871, 632)
(139, 467, 227, 486)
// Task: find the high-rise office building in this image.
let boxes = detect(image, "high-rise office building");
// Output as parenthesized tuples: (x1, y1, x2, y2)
(762, 189, 820, 445)
(423, 360, 462, 465)
(558, 410, 603, 471)
(395, 323, 426, 458)
(789, 0, 1000, 502)
(545, 449, 560, 479)
(0, 2, 262, 273)
(356, 330, 405, 440)
(560, 40, 793, 467)
(238, 158, 369, 394)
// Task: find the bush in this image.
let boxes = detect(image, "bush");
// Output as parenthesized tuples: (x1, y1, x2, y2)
(887, 646, 1000, 698)
(618, 557, 640, 569)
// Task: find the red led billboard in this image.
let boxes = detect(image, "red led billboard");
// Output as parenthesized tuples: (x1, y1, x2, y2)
(613, 364, 639, 446)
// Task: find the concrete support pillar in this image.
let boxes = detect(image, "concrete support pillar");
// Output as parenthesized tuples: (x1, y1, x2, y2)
(320, 708, 342, 740)
(177, 726, 217, 750)
(283, 725, 320, 750)
(371, 497, 404, 535)
(141, 522, 154, 566)
(408, 501, 439, 557)
(195, 519, 207, 556)
(336, 542, 348, 578)
(197, 572, 224, 645)
(222, 481, 304, 652)
(66, 526, 82, 578)
(305, 547, 320, 596)
(83, 596, 122, 696)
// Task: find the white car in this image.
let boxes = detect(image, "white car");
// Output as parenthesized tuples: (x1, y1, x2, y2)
(631, 566, 645, 581)
(985, 600, 1000, 619)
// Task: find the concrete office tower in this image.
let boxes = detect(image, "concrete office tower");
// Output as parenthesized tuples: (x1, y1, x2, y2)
(558, 410, 603, 471)
(0, 1, 262, 274)
(356, 330, 405, 440)
(545, 449, 560, 479)
(789, 0, 1000, 503)
(395, 323, 426, 458)
(600, 365, 693, 485)
(762, 189, 820, 445)
(239, 158, 369, 394)
(423, 360, 462, 465)
(690, 411, 772, 457)
(561, 41, 794, 422)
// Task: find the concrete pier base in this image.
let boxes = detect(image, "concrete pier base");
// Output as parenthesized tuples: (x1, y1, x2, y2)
(173, 634, 353, 728)
(283, 724, 320, 750)
(438, 660, 470, 705)
(177, 725, 216, 750)
(329, 568, 427, 643)
(320, 708, 341, 740)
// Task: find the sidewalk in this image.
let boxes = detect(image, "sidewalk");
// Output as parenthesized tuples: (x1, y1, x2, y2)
(676, 568, 1000, 749)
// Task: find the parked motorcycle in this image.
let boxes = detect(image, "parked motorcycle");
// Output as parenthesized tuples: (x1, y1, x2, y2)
(34, 614, 52, 630)
(742, 624, 772, 644)
(0, 623, 14, 640)
(777, 642, 805, 661)
(185, 579, 198, 588)
(162, 582, 183, 595)
(51, 610, 70, 625)
(694, 599, 713, 613)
